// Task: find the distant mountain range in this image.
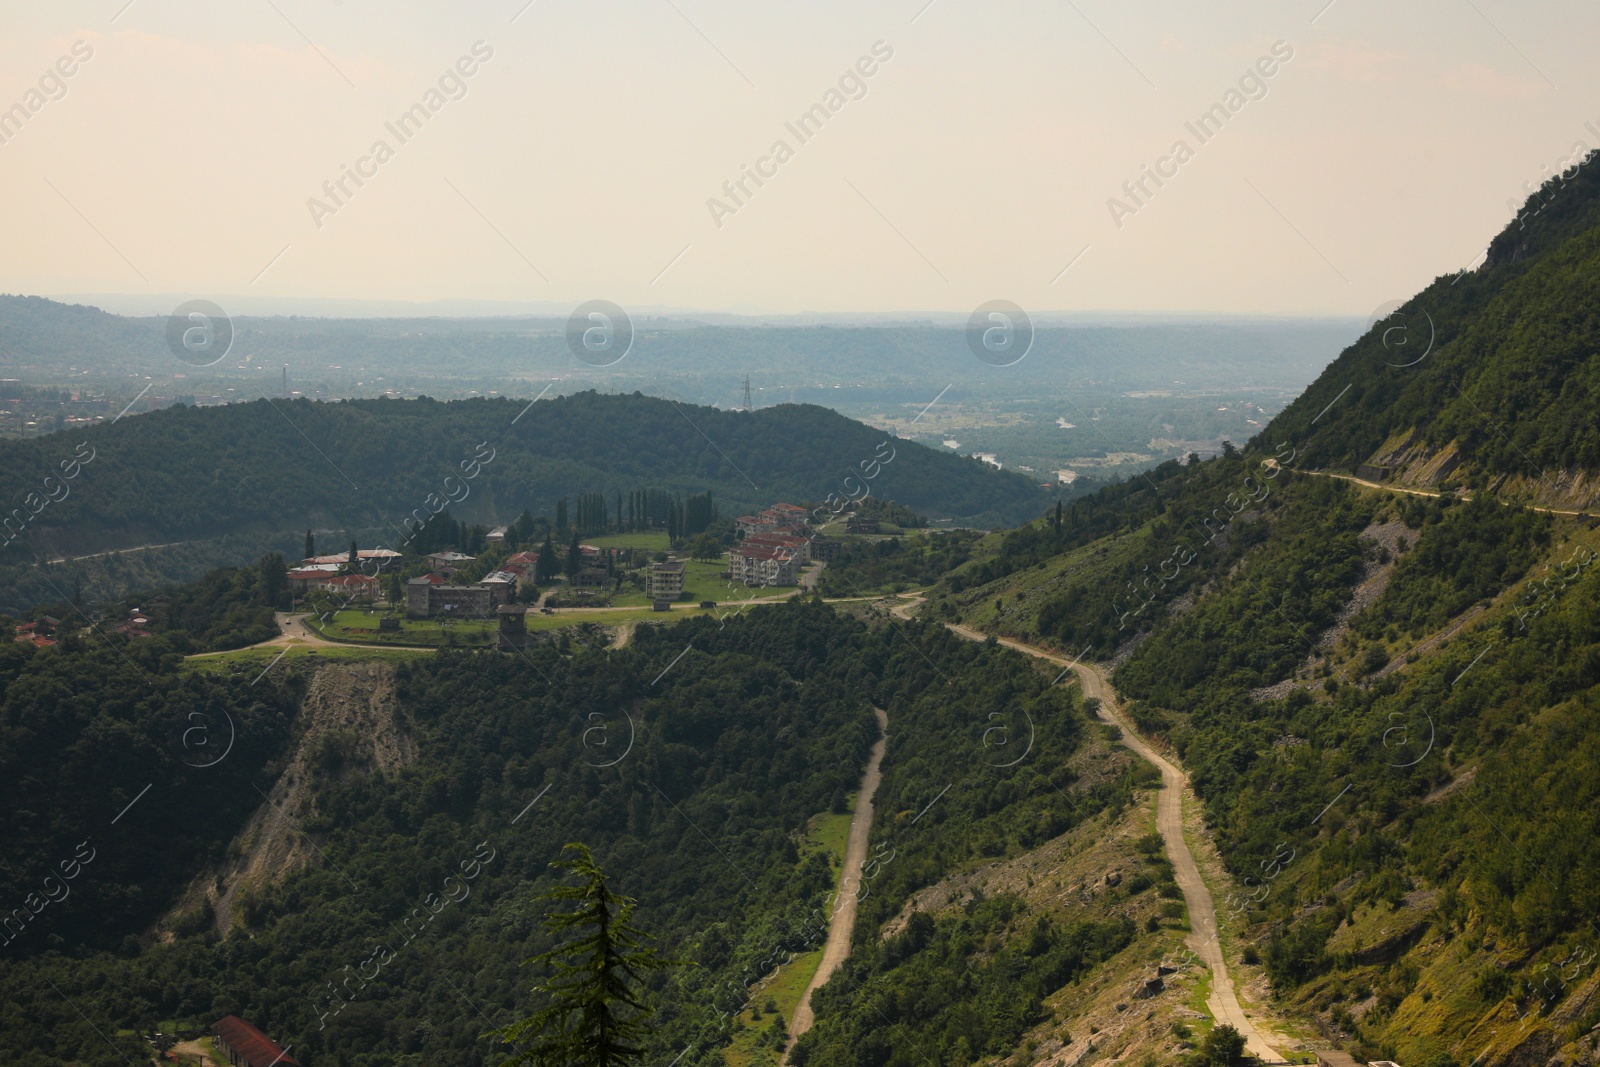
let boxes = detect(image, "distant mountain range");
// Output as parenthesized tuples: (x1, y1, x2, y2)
(0, 292, 1358, 400)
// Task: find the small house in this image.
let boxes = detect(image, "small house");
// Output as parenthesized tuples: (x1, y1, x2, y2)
(426, 550, 476, 577)
(209, 1015, 301, 1067)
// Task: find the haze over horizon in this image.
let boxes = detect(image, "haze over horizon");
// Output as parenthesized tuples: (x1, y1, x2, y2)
(1, 1, 1595, 319)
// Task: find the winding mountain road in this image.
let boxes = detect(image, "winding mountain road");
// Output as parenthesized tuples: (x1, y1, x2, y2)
(1294, 465, 1589, 517)
(785, 707, 889, 1058)
(893, 597, 1283, 1061)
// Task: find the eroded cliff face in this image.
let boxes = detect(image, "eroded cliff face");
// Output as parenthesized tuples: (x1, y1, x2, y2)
(162, 662, 415, 938)
(1359, 428, 1600, 513)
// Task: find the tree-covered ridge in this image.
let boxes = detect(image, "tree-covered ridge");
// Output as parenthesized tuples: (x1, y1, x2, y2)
(1110, 473, 1375, 709)
(1263, 150, 1600, 501)
(0, 391, 1046, 563)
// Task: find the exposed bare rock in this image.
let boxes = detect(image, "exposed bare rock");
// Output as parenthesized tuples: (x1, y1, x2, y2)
(163, 663, 413, 938)
(1249, 519, 1418, 700)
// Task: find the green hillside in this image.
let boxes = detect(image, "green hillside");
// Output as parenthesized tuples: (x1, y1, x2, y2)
(913, 163, 1600, 1064)
(1267, 149, 1600, 511)
(0, 390, 1050, 609)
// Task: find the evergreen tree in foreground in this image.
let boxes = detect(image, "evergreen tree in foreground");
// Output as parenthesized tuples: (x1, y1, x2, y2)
(491, 843, 679, 1067)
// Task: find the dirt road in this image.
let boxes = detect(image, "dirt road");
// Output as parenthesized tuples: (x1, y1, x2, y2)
(785, 707, 889, 1055)
(1298, 467, 1588, 517)
(936, 619, 1284, 1061)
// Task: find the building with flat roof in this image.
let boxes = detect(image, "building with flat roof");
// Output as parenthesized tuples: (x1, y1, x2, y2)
(649, 560, 685, 600)
(406, 577, 493, 618)
(730, 544, 800, 586)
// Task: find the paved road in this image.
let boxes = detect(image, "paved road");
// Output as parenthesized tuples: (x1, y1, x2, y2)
(186, 613, 407, 657)
(785, 707, 889, 1057)
(931, 615, 1284, 1061)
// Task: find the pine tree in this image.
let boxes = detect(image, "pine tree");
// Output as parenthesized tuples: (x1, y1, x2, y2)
(490, 844, 678, 1067)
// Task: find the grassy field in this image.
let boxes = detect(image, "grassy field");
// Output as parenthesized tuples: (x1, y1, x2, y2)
(583, 530, 672, 550)
(802, 806, 854, 873)
(307, 609, 501, 647)
(723, 802, 857, 1066)
(524, 606, 678, 631)
(608, 557, 744, 607)
(185, 643, 432, 674)
(722, 948, 825, 1067)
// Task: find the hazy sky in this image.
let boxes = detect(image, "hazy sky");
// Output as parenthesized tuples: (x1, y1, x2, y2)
(0, 0, 1595, 317)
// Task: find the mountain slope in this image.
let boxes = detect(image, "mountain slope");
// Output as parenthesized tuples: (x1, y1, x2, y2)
(1267, 149, 1600, 510)
(910, 162, 1600, 1065)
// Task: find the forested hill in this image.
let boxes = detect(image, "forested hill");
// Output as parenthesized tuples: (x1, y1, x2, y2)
(0, 390, 1047, 559)
(1262, 149, 1600, 510)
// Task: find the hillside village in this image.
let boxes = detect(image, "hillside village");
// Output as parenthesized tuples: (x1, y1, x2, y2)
(9, 495, 926, 656)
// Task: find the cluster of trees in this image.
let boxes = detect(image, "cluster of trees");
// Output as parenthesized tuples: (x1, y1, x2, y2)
(1349, 495, 1551, 642)
(559, 493, 606, 537)
(131, 555, 284, 650)
(0, 634, 298, 954)
(816, 531, 981, 597)
(792, 901, 1133, 1066)
(948, 457, 1194, 596)
(1110, 473, 1375, 707)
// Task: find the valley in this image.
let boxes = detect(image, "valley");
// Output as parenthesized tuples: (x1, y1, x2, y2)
(7, 41, 1600, 1067)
